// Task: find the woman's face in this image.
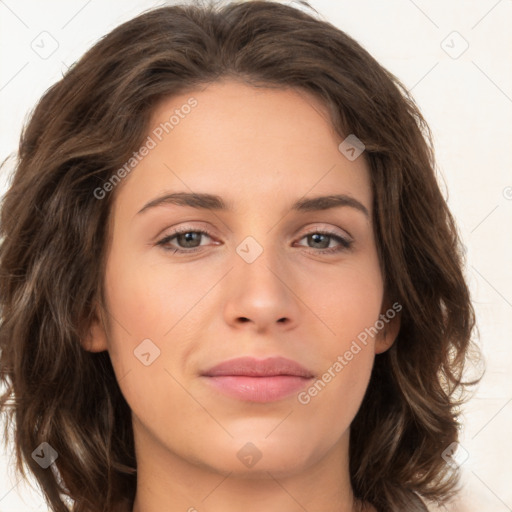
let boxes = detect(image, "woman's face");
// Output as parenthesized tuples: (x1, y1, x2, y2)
(86, 79, 399, 480)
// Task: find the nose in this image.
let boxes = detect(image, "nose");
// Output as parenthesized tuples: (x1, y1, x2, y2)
(222, 242, 301, 333)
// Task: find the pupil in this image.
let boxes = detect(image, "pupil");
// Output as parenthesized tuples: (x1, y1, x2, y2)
(181, 232, 199, 247)
(311, 233, 328, 248)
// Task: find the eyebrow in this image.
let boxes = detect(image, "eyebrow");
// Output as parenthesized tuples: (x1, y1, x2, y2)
(136, 192, 369, 218)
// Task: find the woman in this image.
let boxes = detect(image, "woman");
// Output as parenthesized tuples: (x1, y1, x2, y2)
(0, 1, 481, 511)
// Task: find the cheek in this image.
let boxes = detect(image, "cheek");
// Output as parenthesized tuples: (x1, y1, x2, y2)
(298, 256, 382, 408)
(306, 256, 384, 342)
(103, 245, 204, 340)
(297, 263, 381, 438)
(101, 247, 213, 403)
(101, 258, 195, 429)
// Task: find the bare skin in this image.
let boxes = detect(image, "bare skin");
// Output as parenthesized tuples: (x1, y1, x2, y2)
(84, 79, 398, 512)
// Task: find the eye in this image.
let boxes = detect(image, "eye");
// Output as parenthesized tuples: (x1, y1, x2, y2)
(156, 227, 353, 255)
(294, 230, 353, 255)
(156, 228, 214, 254)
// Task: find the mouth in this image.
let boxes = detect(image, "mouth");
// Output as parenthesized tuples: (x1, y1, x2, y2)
(201, 356, 315, 403)
(202, 375, 314, 403)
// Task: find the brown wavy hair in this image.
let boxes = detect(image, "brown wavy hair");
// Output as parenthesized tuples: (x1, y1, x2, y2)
(0, 1, 482, 511)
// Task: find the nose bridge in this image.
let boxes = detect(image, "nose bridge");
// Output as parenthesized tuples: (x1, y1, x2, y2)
(233, 229, 284, 288)
(230, 204, 280, 263)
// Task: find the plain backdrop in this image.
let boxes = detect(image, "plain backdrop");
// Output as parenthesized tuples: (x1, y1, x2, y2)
(1, 0, 511, 511)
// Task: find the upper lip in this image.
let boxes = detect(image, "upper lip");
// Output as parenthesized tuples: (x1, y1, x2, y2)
(202, 356, 315, 378)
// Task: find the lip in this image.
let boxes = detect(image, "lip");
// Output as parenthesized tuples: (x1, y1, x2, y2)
(201, 356, 315, 403)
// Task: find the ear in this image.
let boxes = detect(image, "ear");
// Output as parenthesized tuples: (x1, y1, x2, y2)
(80, 300, 109, 353)
(374, 299, 402, 355)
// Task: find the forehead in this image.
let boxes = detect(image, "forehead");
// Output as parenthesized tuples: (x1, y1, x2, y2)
(114, 79, 372, 217)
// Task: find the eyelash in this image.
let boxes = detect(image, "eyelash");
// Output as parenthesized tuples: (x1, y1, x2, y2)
(156, 226, 353, 256)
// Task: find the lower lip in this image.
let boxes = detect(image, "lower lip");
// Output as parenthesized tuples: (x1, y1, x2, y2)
(202, 375, 313, 402)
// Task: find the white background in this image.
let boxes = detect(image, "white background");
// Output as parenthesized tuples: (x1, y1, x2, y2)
(1, 0, 511, 510)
